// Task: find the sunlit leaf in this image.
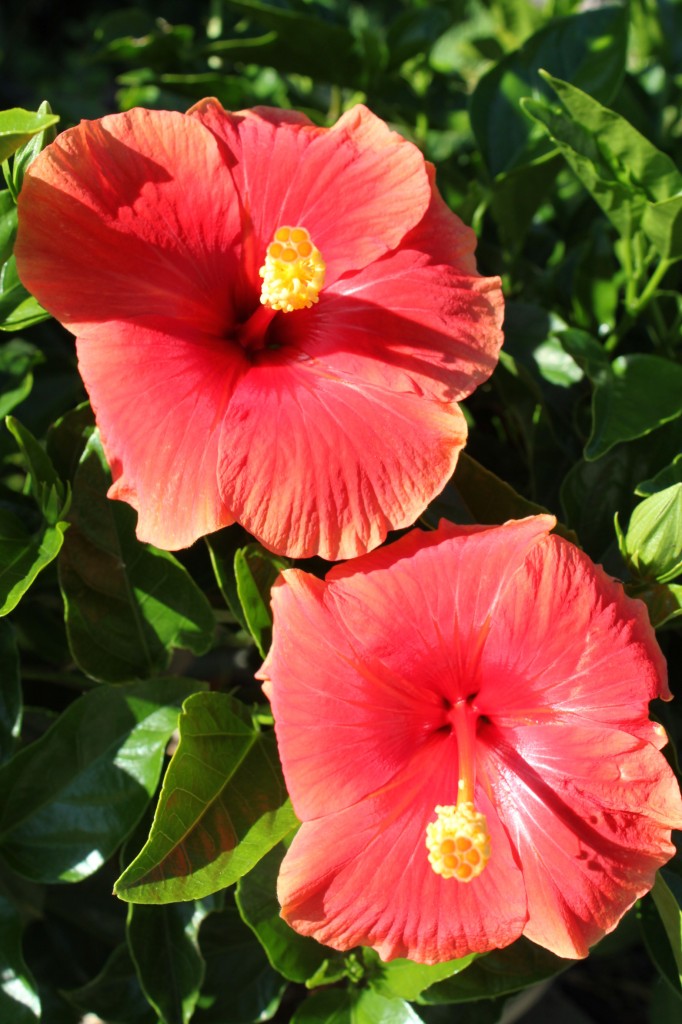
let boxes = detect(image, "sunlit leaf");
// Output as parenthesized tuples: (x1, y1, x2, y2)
(0, 677, 199, 883)
(0, 107, 59, 164)
(618, 484, 682, 584)
(234, 543, 289, 657)
(114, 691, 298, 904)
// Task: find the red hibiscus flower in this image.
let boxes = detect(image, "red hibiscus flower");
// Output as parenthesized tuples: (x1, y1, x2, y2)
(15, 102, 503, 559)
(259, 516, 682, 962)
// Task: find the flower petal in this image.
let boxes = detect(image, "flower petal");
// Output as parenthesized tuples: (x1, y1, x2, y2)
(278, 738, 527, 963)
(476, 533, 670, 739)
(16, 108, 241, 335)
(188, 101, 432, 285)
(77, 319, 246, 549)
(483, 722, 682, 958)
(270, 252, 503, 404)
(218, 361, 468, 559)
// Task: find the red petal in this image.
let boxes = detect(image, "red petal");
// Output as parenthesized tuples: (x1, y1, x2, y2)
(77, 319, 245, 549)
(476, 534, 670, 737)
(218, 361, 468, 559)
(16, 108, 241, 335)
(188, 101, 432, 285)
(270, 251, 503, 404)
(483, 723, 682, 958)
(278, 739, 527, 963)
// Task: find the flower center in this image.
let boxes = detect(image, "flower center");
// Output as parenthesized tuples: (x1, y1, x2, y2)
(426, 698, 490, 882)
(259, 226, 326, 312)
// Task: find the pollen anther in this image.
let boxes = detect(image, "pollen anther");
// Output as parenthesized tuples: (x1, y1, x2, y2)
(426, 802, 491, 882)
(259, 225, 326, 312)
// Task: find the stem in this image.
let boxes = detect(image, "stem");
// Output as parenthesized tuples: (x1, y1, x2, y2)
(629, 258, 673, 315)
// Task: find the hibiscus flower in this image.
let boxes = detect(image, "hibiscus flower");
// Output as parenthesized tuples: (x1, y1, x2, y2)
(15, 102, 503, 559)
(259, 516, 682, 962)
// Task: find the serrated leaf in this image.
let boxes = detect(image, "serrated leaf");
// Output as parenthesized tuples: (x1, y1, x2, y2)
(115, 691, 298, 903)
(0, 108, 59, 163)
(236, 843, 334, 984)
(470, 5, 627, 175)
(0, 891, 40, 1023)
(59, 432, 215, 682)
(127, 901, 214, 1024)
(234, 543, 289, 657)
(0, 619, 21, 764)
(0, 677, 199, 883)
(620, 484, 682, 584)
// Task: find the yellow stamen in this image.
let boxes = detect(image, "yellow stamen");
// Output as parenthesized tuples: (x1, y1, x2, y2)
(426, 802, 491, 882)
(259, 225, 326, 312)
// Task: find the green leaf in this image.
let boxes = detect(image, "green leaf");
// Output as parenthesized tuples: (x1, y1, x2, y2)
(0, 619, 21, 764)
(292, 987, 425, 1024)
(234, 543, 289, 657)
(0, 256, 50, 332)
(0, 339, 42, 419)
(523, 74, 682, 257)
(205, 528, 249, 631)
(585, 354, 682, 460)
(9, 101, 57, 199)
(193, 898, 286, 1024)
(619, 484, 682, 584)
(629, 581, 682, 629)
(6, 415, 70, 524)
(64, 943, 157, 1024)
(0, 108, 59, 164)
(0, 509, 68, 616)
(0, 677, 199, 883)
(636, 455, 682, 497)
(127, 900, 214, 1024)
(418, 938, 570, 1004)
(59, 432, 215, 682)
(0, 191, 17, 266)
(0, 891, 40, 1023)
(114, 691, 298, 903)
(236, 843, 334, 984)
(639, 876, 682, 1000)
(367, 950, 477, 1001)
(470, 5, 627, 175)
(212, 1, 362, 84)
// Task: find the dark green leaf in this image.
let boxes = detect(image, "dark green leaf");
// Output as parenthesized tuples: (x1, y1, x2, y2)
(114, 691, 298, 903)
(211, 1, 362, 84)
(0, 509, 68, 616)
(651, 872, 682, 980)
(0, 891, 40, 1023)
(0, 677, 199, 883)
(0, 619, 20, 764)
(586, 354, 682, 460)
(236, 843, 334, 984)
(205, 528, 249, 631)
(6, 415, 70, 524)
(642, 194, 682, 261)
(629, 581, 682, 629)
(193, 898, 286, 1024)
(234, 543, 289, 657)
(0, 339, 42, 419)
(0, 108, 59, 164)
(0, 256, 50, 332)
(64, 944, 157, 1024)
(470, 5, 627, 175)
(59, 432, 215, 682)
(418, 938, 570, 1004)
(639, 881, 682, 999)
(619, 485, 682, 583)
(127, 900, 213, 1024)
